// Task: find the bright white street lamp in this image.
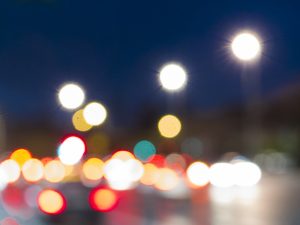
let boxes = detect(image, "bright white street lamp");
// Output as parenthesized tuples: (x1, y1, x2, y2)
(83, 102, 107, 126)
(58, 83, 85, 110)
(159, 63, 187, 92)
(231, 32, 262, 61)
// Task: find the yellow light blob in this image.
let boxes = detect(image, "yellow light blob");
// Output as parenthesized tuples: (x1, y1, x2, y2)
(112, 151, 135, 161)
(38, 189, 66, 215)
(158, 114, 182, 138)
(44, 160, 66, 183)
(10, 149, 32, 167)
(154, 168, 179, 191)
(72, 109, 93, 132)
(82, 158, 104, 181)
(140, 163, 159, 186)
(0, 159, 21, 183)
(90, 188, 117, 211)
(22, 159, 44, 183)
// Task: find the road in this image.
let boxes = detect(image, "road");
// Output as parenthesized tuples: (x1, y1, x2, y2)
(1, 172, 300, 225)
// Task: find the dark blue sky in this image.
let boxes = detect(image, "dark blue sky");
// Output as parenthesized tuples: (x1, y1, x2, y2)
(0, 0, 300, 126)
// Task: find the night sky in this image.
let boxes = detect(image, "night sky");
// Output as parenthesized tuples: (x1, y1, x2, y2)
(0, 0, 300, 127)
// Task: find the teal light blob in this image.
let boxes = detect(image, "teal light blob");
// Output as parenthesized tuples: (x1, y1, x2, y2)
(134, 140, 156, 162)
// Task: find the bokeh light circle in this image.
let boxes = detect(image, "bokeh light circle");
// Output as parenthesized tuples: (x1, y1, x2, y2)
(58, 83, 85, 110)
(159, 63, 187, 91)
(72, 109, 92, 132)
(233, 161, 262, 187)
(1, 159, 21, 183)
(134, 140, 156, 162)
(89, 188, 117, 212)
(231, 32, 261, 61)
(140, 163, 159, 186)
(58, 136, 86, 166)
(154, 168, 179, 191)
(209, 162, 235, 188)
(38, 189, 66, 215)
(44, 160, 66, 183)
(158, 114, 182, 138)
(22, 159, 44, 183)
(186, 161, 210, 187)
(83, 102, 107, 126)
(10, 149, 32, 167)
(82, 158, 104, 181)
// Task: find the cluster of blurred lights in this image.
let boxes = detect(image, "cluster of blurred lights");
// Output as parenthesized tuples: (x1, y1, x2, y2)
(209, 161, 262, 188)
(0, 147, 262, 189)
(58, 83, 108, 133)
(104, 151, 144, 190)
(0, 30, 265, 219)
(0, 142, 262, 217)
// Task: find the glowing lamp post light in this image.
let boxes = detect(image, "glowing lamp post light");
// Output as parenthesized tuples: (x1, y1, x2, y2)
(159, 63, 187, 92)
(58, 83, 85, 110)
(231, 31, 263, 153)
(83, 102, 107, 126)
(231, 32, 262, 62)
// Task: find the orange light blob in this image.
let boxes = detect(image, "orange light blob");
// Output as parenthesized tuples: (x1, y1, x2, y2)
(82, 158, 104, 181)
(72, 109, 93, 132)
(154, 168, 179, 191)
(112, 150, 135, 161)
(141, 163, 159, 186)
(10, 149, 32, 167)
(89, 188, 117, 212)
(41, 157, 53, 165)
(38, 189, 66, 215)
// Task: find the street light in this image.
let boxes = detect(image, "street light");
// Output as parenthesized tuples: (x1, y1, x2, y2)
(83, 102, 107, 126)
(230, 30, 263, 154)
(58, 83, 85, 110)
(231, 32, 262, 61)
(159, 63, 187, 92)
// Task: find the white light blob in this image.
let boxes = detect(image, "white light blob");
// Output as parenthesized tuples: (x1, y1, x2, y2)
(58, 83, 85, 110)
(209, 162, 235, 188)
(58, 136, 86, 165)
(186, 162, 210, 187)
(83, 102, 107, 126)
(233, 161, 262, 187)
(231, 32, 261, 61)
(104, 158, 144, 191)
(1, 159, 20, 183)
(159, 63, 187, 91)
(0, 165, 8, 191)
